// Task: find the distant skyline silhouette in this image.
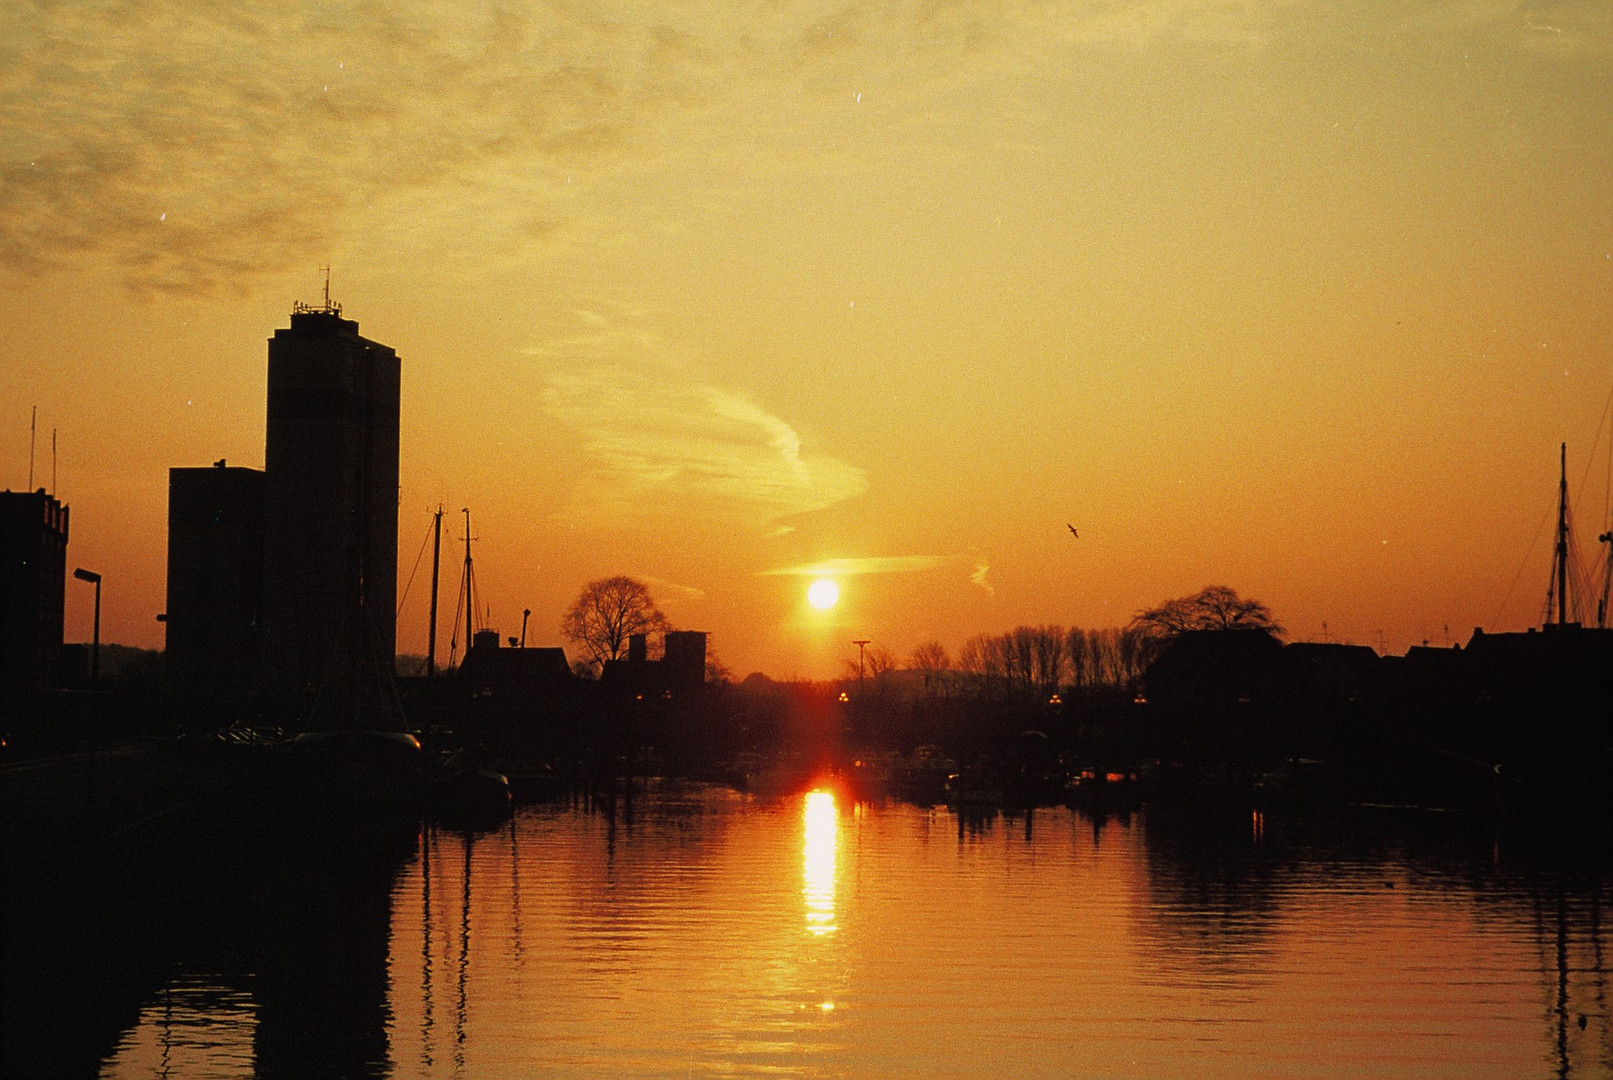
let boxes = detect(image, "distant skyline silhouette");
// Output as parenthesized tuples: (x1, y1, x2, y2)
(3, 2, 1611, 679)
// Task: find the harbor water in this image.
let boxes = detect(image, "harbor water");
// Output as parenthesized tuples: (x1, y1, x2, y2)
(17, 782, 1611, 1078)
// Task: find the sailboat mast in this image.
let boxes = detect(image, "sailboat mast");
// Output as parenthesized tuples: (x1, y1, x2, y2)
(427, 506, 442, 677)
(463, 507, 475, 653)
(1556, 443, 1570, 627)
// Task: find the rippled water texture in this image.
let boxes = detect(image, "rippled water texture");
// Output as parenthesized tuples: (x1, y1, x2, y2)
(101, 785, 1610, 1079)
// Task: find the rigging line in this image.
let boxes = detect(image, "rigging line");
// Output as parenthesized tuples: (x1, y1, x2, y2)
(397, 513, 435, 618)
(449, 566, 468, 666)
(1572, 378, 1613, 515)
(1493, 494, 1557, 630)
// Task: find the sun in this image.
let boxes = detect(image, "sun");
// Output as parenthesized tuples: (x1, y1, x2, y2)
(807, 578, 840, 610)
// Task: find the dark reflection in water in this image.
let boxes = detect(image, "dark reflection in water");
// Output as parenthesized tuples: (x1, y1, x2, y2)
(3, 786, 1609, 1078)
(1132, 802, 1610, 1078)
(251, 827, 407, 1080)
(2, 806, 412, 1080)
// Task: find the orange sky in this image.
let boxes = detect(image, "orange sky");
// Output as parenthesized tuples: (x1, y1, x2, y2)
(3, 1, 1610, 678)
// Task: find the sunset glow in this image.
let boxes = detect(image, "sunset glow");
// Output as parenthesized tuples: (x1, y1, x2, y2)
(802, 790, 839, 936)
(2, 2, 1609, 678)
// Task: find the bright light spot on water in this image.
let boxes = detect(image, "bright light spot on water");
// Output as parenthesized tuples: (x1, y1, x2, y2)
(803, 790, 838, 935)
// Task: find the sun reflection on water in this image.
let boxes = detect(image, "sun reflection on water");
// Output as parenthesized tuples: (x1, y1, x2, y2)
(802, 789, 838, 936)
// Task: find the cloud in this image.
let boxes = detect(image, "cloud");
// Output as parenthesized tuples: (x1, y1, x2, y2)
(762, 555, 948, 577)
(538, 328, 867, 527)
(0, 0, 723, 293)
(0, 0, 1281, 295)
(8, 0, 1601, 297)
(635, 574, 706, 604)
(971, 560, 994, 596)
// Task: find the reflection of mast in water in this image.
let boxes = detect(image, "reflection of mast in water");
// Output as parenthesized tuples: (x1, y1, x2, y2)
(1555, 888, 1569, 1080)
(1533, 878, 1606, 1080)
(456, 829, 473, 1070)
(509, 815, 525, 970)
(803, 791, 838, 936)
(420, 822, 436, 1071)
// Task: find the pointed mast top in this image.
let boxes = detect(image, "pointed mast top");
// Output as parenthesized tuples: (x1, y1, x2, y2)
(1555, 442, 1570, 627)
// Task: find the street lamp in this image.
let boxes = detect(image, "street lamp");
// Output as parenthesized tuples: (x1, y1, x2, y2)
(73, 568, 101, 683)
(852, 639, 870, 691)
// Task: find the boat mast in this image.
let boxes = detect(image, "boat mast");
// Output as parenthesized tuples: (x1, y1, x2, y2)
(463, 507, 475, 653)
(427, 505, 442, 677)
(1600, 525, 1612, 629)
(1554, 443, 1569, 627)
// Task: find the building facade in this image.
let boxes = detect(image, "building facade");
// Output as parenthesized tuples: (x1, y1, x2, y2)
(165, 462, 264, 697)
(0, 489, 69, 698)
(261, 303, 400, 717)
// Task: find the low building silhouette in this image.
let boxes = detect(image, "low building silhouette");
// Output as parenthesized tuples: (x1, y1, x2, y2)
(602, 631, 708, 698)
(457, 633, 573, 696)
(0, 488, 69, 700)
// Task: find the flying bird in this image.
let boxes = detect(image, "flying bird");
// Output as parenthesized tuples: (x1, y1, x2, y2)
(1067, 524, 1079, 538)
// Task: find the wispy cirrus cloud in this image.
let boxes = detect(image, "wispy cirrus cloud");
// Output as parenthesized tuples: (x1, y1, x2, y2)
(971, 560, 994, 596)
(537, 324, 867, 527)
(634, 573, 706, 605)
(761, 555, 948, 578)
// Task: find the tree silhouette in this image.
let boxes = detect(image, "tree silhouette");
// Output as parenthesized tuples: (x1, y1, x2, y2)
(562, 576, 671, 672)
(1131, 586, 1282, 639)
(908, 640, 952, 697)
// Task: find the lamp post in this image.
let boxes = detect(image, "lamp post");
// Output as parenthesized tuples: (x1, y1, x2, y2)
(73, 568, 101, 683)
(852, 639, 870, 691)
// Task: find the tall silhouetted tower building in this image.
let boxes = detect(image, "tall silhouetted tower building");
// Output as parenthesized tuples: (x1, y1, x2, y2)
(262, 298, 400, 722)
(165, 462, 264, 697)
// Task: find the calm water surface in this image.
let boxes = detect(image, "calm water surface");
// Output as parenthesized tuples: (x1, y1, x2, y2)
(97, 783, 1609, 1078)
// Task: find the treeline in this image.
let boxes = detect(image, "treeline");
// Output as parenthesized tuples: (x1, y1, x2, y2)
(876, 625, 1151, 703)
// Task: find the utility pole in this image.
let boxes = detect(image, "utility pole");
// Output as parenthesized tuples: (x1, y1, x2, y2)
(73, 568, 101, 682)
(852, 639, 870, 691)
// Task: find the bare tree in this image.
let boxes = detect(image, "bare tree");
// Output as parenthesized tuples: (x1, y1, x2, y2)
(958, 633, 999, 699)
(1027, 625, 1065, 697)
(1009, 626, 1039, 696)
(910, 640, 952, 696)
(562, 576, 671, 672)
(865, 644, 898, 678)
(1131, 586, 1282, 638)
(1116, 625, 1150, 686)
(910, 640, 950, 674)
(1065, 627, 1093, 691)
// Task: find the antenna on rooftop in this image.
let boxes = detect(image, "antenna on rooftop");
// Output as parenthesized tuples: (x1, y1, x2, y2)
(292, 266, 342, 317)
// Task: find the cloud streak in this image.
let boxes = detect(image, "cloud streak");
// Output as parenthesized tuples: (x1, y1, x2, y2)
(762, 555, 949, 578)
(539, 334, 867, 528)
